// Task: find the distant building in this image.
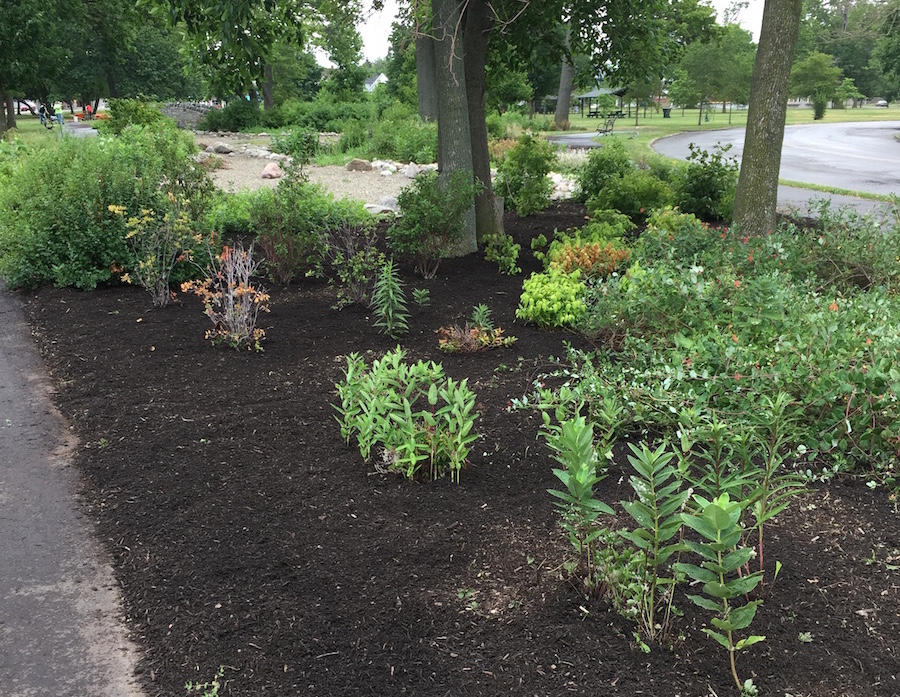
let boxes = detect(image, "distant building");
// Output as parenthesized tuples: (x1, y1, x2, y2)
(365, 73, 388, 92)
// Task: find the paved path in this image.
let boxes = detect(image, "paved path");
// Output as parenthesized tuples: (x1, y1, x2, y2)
(0, 288, 144, 696)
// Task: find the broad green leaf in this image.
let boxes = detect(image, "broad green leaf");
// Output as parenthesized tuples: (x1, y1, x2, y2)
(728, 602, 760, 631)
(685, 594, 722, 612)
(702, 581, 733, 599)
(734, 635, 766, 650)
(674, 562, 717, 584)
(726, 572, 763, 597)
(702, 628, 732, 650)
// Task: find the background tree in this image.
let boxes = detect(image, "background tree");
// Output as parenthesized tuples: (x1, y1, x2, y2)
(834, 75, 865, 106)
(0, 0, 68, 132)
(791, 50, 842, 117)
(733, 0, 803, 238)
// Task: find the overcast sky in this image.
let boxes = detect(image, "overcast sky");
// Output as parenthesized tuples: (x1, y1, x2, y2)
(357, 0, 765, 64)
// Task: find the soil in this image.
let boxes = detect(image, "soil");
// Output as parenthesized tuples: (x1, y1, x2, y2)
(20, 201, 900, 697)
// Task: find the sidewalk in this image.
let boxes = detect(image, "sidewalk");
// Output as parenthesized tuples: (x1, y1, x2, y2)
(0, 287, 143, 696)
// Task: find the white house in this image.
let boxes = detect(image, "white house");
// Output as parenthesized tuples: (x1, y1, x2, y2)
(365, 73, 388, 92)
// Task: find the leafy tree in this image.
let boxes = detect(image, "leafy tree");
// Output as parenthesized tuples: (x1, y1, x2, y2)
(674, 24, 755, 124)
(834, 75, 865, 106)
(0, 0, 68, 132)
(791, 50, 842, 117)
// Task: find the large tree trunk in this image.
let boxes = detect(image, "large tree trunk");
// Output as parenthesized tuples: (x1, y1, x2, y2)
(416, 35, 439, 122)
(261, 65, 275, 111)
(732, 0, 802, 234)
(432, 0, 477, 256)
(554, 27, 575, 128)
(464, 0, 503, 243)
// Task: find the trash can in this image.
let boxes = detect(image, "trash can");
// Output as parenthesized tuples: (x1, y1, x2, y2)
(662, 107, 671, 119)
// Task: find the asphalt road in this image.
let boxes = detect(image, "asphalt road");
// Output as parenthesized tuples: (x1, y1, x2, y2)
(653, 120, 900, 197)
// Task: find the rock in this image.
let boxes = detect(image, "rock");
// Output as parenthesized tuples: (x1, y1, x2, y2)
(213, 142, 234, 154)
(268, 153, 289, 161)
(365, 204, 399, 215)
(261, 162, 282, 179)
(402, 163, 420, 179)
(244, 146, 271, 158)
(377, 196, 399, 211)
(346, 158, 373, 172)
(380, 170, 394, 177)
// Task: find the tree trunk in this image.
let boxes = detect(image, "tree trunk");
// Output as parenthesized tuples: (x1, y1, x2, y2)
(732, 0, 802, 235)
(431, 0, 477, 256)
(106, 70, 119, 98)
(416, 35, 439, 122)
(554, 27, 575, 129)
(261, 65, 275, 111)
(464, 0, 503, 243)
(2, 91, 15, 133)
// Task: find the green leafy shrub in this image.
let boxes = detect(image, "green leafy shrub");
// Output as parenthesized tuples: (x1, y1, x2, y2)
(250, 172, 370, 284)
(673, 144, 738, 222)
(0, 124, 210, 289)
(548, 239, 631, 279)
(99, 99, 170, 136)
(335, 347, 478, 482)
(577, 138, 634, 202)
(204, 190, 258, 236)
(495, 133, 557, 216)
(516, 267, 586, 327)
(322, 222, 384, 307)
(388, 170, 480, 278)
(338, 120, 368, 153)
(483, 232, 521, 275)
(270, 127, 320, 162)
(280, 97, 372, 132)
(113, 196, 201, 308)
(588, 169, 673, 223)
(369, 116, 437, 163)
(198, 99, 261, 132)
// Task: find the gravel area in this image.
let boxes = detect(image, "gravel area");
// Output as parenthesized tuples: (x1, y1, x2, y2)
(197, 133, 414, 206)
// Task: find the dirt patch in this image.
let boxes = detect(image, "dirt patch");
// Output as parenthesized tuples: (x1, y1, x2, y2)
(20, 202, 900, 696)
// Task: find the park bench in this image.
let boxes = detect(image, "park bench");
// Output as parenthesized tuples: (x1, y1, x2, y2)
(596, 110, 626, 136)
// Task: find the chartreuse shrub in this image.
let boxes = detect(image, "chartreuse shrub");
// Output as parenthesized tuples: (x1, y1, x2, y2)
(0, 123, 211, 289)
(494, 133, 557, 216)
(388, 170, 480, 278)
(516, 267, 586, 327)
(335, 347, 478, 482)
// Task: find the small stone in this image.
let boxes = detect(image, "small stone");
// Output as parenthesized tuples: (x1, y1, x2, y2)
(402, 163, 420, 179)
(213, 142, 234, 154)
(261, 162, 282, 179)
(346, 158, 373, 172)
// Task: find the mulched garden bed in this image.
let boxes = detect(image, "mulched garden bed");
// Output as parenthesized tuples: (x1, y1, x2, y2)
(22, 202, 900, 696)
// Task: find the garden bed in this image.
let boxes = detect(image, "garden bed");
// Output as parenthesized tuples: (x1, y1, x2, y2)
(22, 202, 899, 697)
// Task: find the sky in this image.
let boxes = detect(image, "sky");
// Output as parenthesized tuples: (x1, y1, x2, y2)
(357, 0, 765, 64)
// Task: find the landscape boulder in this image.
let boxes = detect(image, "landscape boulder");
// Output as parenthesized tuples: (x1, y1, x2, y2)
(261, 162, 282, 179)
(346, 159, 373, 172)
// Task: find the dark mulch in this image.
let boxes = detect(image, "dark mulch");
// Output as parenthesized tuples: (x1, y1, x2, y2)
(21, 202, 900, 696)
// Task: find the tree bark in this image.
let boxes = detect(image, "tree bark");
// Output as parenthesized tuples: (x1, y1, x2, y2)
(432, 0, 477, 256)
(416, 35, 439, 122)
(554, 27, 575, 129)
(464, 0, 503, 243)
(261, 64, 275, 111)
(732, 0, 802, 235)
